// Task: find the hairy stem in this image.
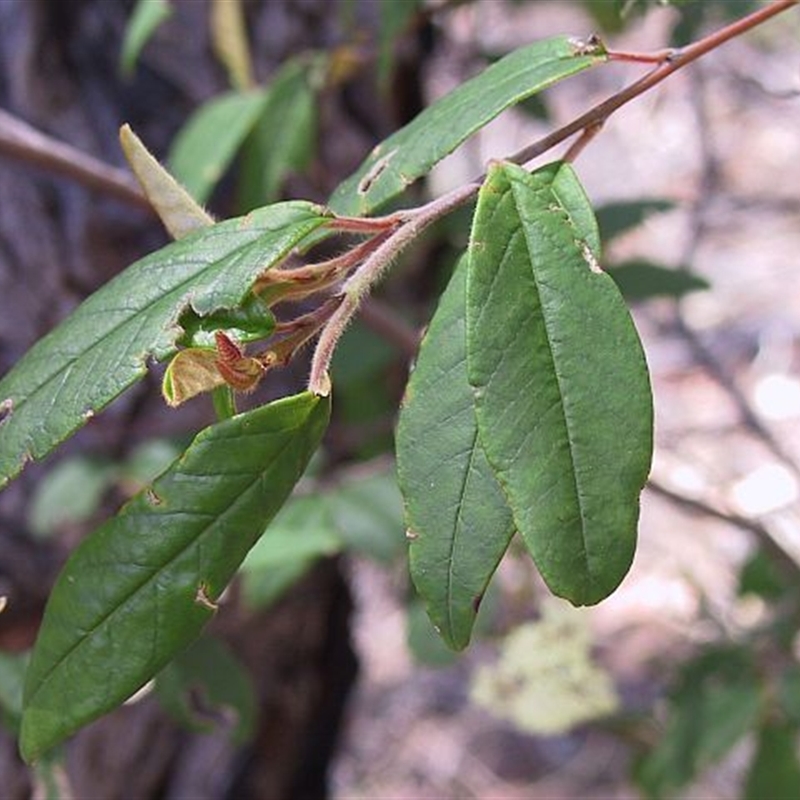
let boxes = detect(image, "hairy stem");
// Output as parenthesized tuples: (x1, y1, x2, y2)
(307, 184, 476, 395)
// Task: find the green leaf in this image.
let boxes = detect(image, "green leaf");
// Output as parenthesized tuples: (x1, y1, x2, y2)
(119, 438, 186, 490)
(177, 292, 276, 348)
(779, 667, 800, 727)
(19, 390, 330, 762)
(329, 35, 607, 216)
(119, 0, 173, 77)
(744, 722, 800, 800)
(240, 466, 405, 609)
(397, 257, 515, 650)
(467, 162, 653, 605)
(155, 635, 256, 744)
(608, 259, 709, 301)
(0, 201, 328, 489)
(595, 199, 674, 242)
(168, 90, 268, 204)
(237, 59, 319, 210)
(738, 550, 791, 602)
(28, 457, 112, 538)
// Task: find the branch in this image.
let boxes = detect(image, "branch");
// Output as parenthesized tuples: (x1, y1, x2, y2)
(394, 0, 799, 246)
(504, 0, 799, 169)
(0, 109, 150, 210)
(307, 183, 476, 395)
(647, 478, 800, 582)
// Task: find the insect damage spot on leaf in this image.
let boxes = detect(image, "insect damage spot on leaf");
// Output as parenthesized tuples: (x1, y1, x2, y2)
(568, 34, 605, 57)
(145, 488, 163, 506)
(0, 398, 12, 425)
(472, 593, 484, 614)
(195, 583, 219, 612)
(358, 150, 397, 195)
(580, 241, 604, 274)
(406, 529, 419, 541)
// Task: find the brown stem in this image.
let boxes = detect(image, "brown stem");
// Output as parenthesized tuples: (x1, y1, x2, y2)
(607, 48, 676, 65)
(259, 297, 342, 369)
(0, 109, 150, 210)
(307, 183, 477, 395)
(325, 212, 408, 234)
(563, 121, 604, 163)
(392, 0, 799, 231)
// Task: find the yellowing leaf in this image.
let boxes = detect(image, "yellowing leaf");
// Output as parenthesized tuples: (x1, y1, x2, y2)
(162, 348, 225, 407)
(210, 0, 253, 90)
(120, 124, 213, 239)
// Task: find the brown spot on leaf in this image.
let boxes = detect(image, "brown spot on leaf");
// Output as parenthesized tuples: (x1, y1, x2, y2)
(357, 150, 397, 195)
(195, 583, 219, 612)
(569, 34, 605, 57)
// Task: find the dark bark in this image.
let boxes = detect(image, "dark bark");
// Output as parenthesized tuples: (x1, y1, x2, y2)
(0, 0, 428, 795)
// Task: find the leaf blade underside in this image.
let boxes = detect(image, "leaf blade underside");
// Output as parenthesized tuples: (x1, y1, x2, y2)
(397, 257, 515, 650)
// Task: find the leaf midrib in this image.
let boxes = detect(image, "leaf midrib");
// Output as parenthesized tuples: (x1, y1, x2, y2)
(446, 424, 481, 644)
(507, 177, 592, 575)
(25, 423, 303, 707)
